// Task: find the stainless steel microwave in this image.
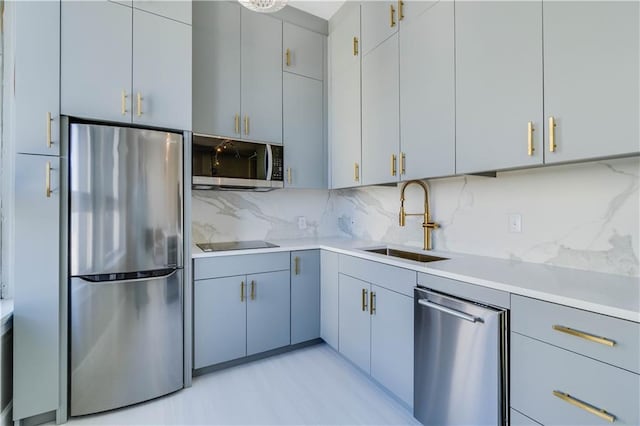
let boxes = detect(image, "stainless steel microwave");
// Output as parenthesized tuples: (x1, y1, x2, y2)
(192, 134, 284, 190)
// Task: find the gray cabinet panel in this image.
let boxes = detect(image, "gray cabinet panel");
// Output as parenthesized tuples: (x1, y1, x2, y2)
(417, 272, 510, 309)
(320, 250, 339, 350)
(361, 1, 397, 57)
(192, 1, 241, 138)
(543, 1, 639, 163)
(14, 1, 60, 156)
(132, 9, 191, 130)
(61, 1, 132, 123)
(338, 274, 370, 373)
(13, 154, 60, 419)
(329, 4, 361, 189)
(194, 252, 289, 280)
(398, 1, 438, 26)
(399, 0, 455, 180)
(370, 285, 413, 408)
(246, 270, 291, 355)
(361, 33, 399, 186)
(283, 74, 326, 189)
(194, 276, 247, 368)
(283, 23, 324, 80)
(339, 254, 416, 297)
(241, 9, 283, 144)
(291, 251, 321, 345)
(455, 1, 543, 173)
(133, 0, 192, 24)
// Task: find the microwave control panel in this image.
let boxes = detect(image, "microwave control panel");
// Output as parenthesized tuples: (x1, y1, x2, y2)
(271, 145, 283, 181)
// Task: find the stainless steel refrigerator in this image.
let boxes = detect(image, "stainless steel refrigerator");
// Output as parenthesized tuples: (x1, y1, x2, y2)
(69, 122, 184, 416)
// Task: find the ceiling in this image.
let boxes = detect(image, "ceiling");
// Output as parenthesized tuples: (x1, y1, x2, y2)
(288, 1, 346, 20)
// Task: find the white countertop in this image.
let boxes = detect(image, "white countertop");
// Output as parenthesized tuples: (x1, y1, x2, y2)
(193, 238, 640, 323)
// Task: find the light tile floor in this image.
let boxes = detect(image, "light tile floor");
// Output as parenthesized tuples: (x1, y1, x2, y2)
(65, 343, 419, 425)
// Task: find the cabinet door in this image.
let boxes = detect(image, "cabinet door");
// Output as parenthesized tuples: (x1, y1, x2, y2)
(399, 0, 455, 180)
(398, 1, 439, 26)
(283, 23, 324, 81)
(338, 274, 370, 373)
(455, 1, 543, 173)
(13, 154, 60, 420)
(370, 285, 413, 408)
(320, 250, 339, 350)
(361, 1, 398, 56)
(61, 1, 132, 123)
(192, 1, 241, 138)
(194, 276, 247, 368)
(132, 9, 191, 130)
(361, 33, 399, 185)
(246, 270, 291, 355)
(13, 1, 60, 156)
(283, 74, 326, 189)
(241, 9, 283, 144)
(329, 4, 362, 189)
(543, 1, 639, 163)
(133, 0, 191, 24)
(291, 251, 321, 345)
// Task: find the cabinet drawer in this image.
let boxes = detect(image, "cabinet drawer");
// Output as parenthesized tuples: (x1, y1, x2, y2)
(511, 295, 639, 373)
(339, 255, 416, 297)
(194, 252, 290, 280)
(511, 333, 639, 425)
(417, 272, 510, 309)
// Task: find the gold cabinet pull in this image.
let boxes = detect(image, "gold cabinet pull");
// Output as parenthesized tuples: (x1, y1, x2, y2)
(136, 93, 143, 117)
(285, 48, 291, 67)
(240, 281, 245, 302)
(390, 4, 396, 27)
(250, 280, 256, 300)
(294, 256, 300, 275)
(121, 90, 128, 115)
(370, 291, 376, 315)
(45, 161, 52, 198)
(400, 152, 406, 175)
(46, 112, 52, 148)
(354, 163, 360, 182)
(244, 116, 249, 135)
(527, 121, 535, 156)
(361, 288, 368, 311)
(549, 116, 557, 152)
(398, 0, 404, 21)
(391, 154, 397, 176)
(353, 37, 359, 56)
(234, 114, 240, 134)
(552, 325, 615, 347)
(287, 167, 292, 184)
(552, 391, 615, 423)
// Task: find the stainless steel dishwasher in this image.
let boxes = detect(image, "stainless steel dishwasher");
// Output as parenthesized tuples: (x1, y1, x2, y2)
(414, 287, 508, 426)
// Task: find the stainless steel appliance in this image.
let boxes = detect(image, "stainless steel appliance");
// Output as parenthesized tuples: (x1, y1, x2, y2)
(196, 241, 279, 252)
(69, 122, 184, 416)
(414, 287, 508, 426)
(191, 134, 283, 190)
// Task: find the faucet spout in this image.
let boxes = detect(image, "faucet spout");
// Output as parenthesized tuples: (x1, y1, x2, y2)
(398, 180, 438, 250)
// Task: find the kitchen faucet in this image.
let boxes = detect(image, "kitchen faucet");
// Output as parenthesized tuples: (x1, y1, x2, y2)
(399, 180, 439, 251)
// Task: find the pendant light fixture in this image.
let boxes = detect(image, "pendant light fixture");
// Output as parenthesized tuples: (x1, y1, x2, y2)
(238, 0, 287, 13)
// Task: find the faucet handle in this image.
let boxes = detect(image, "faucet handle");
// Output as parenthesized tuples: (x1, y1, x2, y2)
(423, 222, 439, 230)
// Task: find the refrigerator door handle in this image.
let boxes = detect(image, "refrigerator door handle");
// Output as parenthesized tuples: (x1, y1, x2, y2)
(76, 268, 178, 284)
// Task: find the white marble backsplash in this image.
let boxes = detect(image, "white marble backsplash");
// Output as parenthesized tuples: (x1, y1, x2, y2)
(192, 157, 640, 277)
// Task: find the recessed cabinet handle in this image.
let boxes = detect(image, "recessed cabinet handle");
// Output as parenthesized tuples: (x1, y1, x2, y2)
(552, 325, 615, 347)
(136, 93, 143, 117)
(361, 288, 368, 311)
(121, 90, 128, 115)
(46, 112, 53, 148)
(45, 161, 52, 198)
(527, 121, 535, 156)
(549, 116, 557, 152)
(553, 390, 615, 423)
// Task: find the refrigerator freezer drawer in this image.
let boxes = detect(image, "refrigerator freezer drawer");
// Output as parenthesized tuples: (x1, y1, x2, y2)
(70, 270, 183, 416)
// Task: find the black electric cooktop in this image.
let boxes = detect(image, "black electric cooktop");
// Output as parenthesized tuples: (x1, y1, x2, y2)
(196, 240, 279, 252)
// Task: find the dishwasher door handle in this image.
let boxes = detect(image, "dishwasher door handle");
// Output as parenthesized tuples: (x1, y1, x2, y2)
(418, 299, 479, 323)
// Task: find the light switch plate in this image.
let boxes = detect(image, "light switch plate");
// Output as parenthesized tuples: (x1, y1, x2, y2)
(508, 214, 522, 233)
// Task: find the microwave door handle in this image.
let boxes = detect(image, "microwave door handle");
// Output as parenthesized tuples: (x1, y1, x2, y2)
(266, 144, 273, 181)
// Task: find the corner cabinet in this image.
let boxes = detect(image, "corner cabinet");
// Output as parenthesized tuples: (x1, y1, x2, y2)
(61, 1, 192, 130)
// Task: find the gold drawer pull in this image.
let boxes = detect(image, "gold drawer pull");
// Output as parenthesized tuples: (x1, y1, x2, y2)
(250, 280, 256, 300)
(285, 48, 291, 67)
(136, 93, 143, 117)
(240, 281, 245, 302)
(549, 116, 557, 152)
(553, 391, 615, 423)
(287, 167, 292, 185)
(370, 291, 376, 315)
(45, 161, 52, 198)
(121, 90, 128, 115)
(354, 162, 360, 182)
(353, 37, 359, 56)
(46, 112, 53, 148)
(390, 4, 396, 27)
(244, 115, 250, 135)
(527, 121, 535, 156)
(234, 114, 240, 134)
(400, 152, 406, 175)
(294, 256, 300, 275)
(361, 288, 368, 311)
(552, 325, 615, 347)
(391, 154, 397, 176)
(398, 0, 404, 20)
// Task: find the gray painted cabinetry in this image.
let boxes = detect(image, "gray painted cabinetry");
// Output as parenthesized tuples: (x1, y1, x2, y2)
(283, 22, 324, 81)
(290, 251, 321, 345)
(360, 1, 398, 57)
(320, 250, 339, 350)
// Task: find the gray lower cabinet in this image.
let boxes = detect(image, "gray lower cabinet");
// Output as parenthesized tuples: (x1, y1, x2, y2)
(543, 1, 639, 163)
(338, 274, 371, 373)
(283, 22, 324, 81)
(320, 250, 339, 350)
(283, 74, 326, 189)
(13, 154, 60, 420)
(290, 251, 321, 345)
(454, 0, 543, 174)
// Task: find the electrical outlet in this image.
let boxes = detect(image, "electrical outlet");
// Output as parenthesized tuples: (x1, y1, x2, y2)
(508, 214, 522, 233)
(297, 216, 307, 230)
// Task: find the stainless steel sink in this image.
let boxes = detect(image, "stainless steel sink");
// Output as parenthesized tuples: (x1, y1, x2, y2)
(364, 247, 448, 263)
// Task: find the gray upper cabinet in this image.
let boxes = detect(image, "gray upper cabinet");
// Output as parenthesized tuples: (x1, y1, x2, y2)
(283, 73, 326, 189)
(61, 1, 132, 124)
(290, 251, 321, 345)
(361, 33, 399, 185)
(398, 1, 438, 26)
(329, 3, 362, 188)
(133, 0, 192, 24)
(454, 1, 544, 174)
(543, 1, 639, 163)
(13, 1, 60, 156)
(192, 1, 241, 138)
(283, 23, 324, 81)
(241, 8, 283, 144)
(132, 9, 191, 130)
(399, 0, 455, 180)
(361, 1, 398, 57)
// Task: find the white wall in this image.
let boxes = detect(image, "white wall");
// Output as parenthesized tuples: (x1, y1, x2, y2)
(192, 157, 639, 277)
